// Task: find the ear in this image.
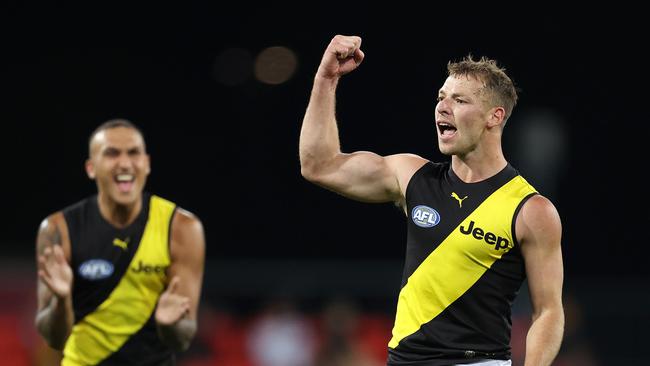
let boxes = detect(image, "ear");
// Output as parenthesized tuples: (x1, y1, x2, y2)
(144, 154, 151, 175)
(85, 158, 96, 180)
(487, 107, 506, 128)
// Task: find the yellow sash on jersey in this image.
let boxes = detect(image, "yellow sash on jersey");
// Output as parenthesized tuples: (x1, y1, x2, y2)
(63, 196, 175, 366)
(389, 176, 536, 349)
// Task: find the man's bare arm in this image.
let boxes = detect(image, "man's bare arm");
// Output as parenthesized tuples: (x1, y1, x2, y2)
(155, 209, 205, 351)
(35, 213, 74, 350)
(518, 195, 564, 366)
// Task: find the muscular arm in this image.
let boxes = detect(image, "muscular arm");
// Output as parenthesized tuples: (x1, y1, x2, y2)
(518, 195, 564, 366)
(155, 209, 205, 351)
(299, 35, 426, 204)
(35, 213, 74, 350)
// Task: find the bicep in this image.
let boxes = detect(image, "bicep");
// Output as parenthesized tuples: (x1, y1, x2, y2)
(518, 196, 564, 316)
(309, 152, 424, 203)
(168, 210, 205, 320)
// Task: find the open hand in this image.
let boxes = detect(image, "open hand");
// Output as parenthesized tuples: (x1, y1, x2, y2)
(38, 245, 73, 298)
(155, 276, 190, 326)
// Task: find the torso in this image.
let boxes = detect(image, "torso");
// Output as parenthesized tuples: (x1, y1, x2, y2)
(60, 193, 177, 366)
(388, 161, 537, 365)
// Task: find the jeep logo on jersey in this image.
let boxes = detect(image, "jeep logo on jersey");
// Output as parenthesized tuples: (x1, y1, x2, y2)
(78, 259, 114, 280)
(459, 220, 511, 250)
(131, 260, 168, 274)
(411, 205, 441, 227)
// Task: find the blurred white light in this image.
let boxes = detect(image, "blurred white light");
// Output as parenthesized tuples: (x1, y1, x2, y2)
(254, 46, 298, 85)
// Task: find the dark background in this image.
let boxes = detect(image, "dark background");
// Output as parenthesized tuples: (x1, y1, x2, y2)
(2, 5, 649, 365)
(4, 5, 647, 275)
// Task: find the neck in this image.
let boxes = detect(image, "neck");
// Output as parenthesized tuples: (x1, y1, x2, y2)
(97, 193, 142, 228)
(451, 146, 507, 183)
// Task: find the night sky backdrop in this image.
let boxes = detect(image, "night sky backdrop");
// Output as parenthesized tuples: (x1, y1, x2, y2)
(3, 5, 648, 277)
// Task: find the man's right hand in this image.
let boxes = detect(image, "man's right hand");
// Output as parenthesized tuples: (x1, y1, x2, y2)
(316, 35, 365, 80)
(38, 245, 73, 299)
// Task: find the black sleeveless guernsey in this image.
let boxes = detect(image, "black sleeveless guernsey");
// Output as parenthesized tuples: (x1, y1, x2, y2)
(388, 162, 537, 365)
(61, 193, 177, 366)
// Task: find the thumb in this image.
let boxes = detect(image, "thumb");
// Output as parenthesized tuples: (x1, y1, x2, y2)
(167, 276, 181, 294)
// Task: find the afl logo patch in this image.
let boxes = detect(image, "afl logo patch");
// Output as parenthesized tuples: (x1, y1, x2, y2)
(411, 205, 441, 227)
(78, 259, 114, 280)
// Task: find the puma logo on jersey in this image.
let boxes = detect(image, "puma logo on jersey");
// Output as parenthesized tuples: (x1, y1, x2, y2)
(459, 220, 510, 250)
(451, 192, 468, 207)
(113, 237, 129, 250)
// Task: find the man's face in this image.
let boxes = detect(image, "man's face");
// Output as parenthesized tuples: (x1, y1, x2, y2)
(86, 126, 150, 206)
(435, 75, 492, 156)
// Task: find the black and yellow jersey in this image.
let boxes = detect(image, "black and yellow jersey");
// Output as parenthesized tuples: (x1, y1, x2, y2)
(388, 162, 537, 365)
(61, 193, 176, 366)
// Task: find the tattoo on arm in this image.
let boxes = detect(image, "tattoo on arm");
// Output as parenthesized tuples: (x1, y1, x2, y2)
(38, 221, 61, 255)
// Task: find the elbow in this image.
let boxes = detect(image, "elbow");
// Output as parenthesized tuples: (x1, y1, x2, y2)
(35, 314, 67, 351)
(300, 164, 319, 183)
(301, 165, 329, 186)
(531, 306, 565, 334)
(160, 334, 194, 353)
(171, 339, 192, 353)
(298, 146, 320, 182)
(36, 327, 66, 351)
(46, 338, 66, 351)
(299, 157, 321, 183)
(157, 319, 197, 352)
(300, 153, 335, 184)
(172, 330, 197, 352)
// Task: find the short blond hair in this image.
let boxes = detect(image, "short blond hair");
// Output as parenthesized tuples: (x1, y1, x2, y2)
(448, 55, 518, 122)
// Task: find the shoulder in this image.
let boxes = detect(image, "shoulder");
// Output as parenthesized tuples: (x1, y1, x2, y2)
(151, 195, 202, 232)
(169, 208, 205, 260)
(36, 211, 71, 259)
(385, 154, 429, 182)
(170, 208, 205, 243)
(172, 208, 203, 229)
(383, 154, 429, 210)
(37, 211, 70, 239)
(39, 211, 65, 229)
(516, 195, 562, 246)
(385, 153, 428, 169)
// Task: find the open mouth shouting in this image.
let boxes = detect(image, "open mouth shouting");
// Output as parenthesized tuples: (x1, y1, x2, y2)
(115, 173, 135, 193)
(437, 120, 457, 141)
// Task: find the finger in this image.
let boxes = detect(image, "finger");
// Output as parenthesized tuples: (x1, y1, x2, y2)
(40, 259, 53, 277)
(167, 276, 181, 294)
(37, 255, 47, 269)
(333, 37, 357, 59)
(53, 245, 66, 264)
(353, 36, 362, 48)
(353, 49, 365, 65)
(39, 270, 54, 289)
(335, 46, 351, 59)
(181, 300, 191, 316)
(38, 269, 48, 281)
(42, 246, 52, 259)
(336, 44, 363, 60)
(342, 36, 362, 52)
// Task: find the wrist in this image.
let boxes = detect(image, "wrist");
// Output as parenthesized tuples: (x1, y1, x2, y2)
(50, 293, 71, 313)
(314, 72, 339, 83)
(313, 74, 339, 92)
